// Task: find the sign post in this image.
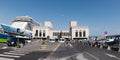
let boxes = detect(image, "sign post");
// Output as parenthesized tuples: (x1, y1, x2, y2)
(17, 38, 20, 48)
(104, 31, 108, 36)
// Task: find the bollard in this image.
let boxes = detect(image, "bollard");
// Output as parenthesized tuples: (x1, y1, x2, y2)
(20, 43, 23, 48)
(107, 46, 111, 50)
(89, 44, 91, 46)
(92, 45, 95, 47)
(17, 42, 20, 48)
(100, 45, 103, 48)
(95, 45, 97, 47)
(97, 45, 100, 48)
(90, 44, 92, 46)
(118, 47, 120, 52)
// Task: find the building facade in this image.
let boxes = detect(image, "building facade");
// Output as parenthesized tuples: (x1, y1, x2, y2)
(70, 21, 89, 40)
(32, 21, 89, 40)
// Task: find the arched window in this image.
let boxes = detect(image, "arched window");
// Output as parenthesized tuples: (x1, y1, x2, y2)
(79, 30, 82, 37)
(39, 30, 42, 37)
(83, 30, 86, 37)
(43, 30, 45, 37)
(35, 30, 38, 36)
(75, 30, 78, 37)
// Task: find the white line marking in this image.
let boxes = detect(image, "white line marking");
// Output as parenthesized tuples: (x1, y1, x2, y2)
(76, 53, 88, 60)
(84, 52, 99, 60)
(105, 53, 120, 60)
(42, 43, 61, 60)
(0, 54, 20, 58)
(53, 43, 61, 52)
(0, 57, 14, 60)
(8, 51, 29, 54)
(4, 52, 25, 56)
(69, 43, 73, 47)
(1, 46, 8, 49)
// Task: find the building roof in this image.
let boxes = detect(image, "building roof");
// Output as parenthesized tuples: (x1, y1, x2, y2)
(33, 26, 52, 30)
(71, 26, 89, 29)
(13, 16, 40, 26)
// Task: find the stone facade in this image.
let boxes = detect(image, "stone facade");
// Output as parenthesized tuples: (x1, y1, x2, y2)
(32, 21, 89, 40)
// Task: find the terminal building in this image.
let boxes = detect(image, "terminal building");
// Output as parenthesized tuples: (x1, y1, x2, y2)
(32, 21, 89, 40)
(0, 16, 89, 40)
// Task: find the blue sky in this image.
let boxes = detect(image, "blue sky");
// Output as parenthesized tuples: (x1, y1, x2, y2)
(0, 0, 120, 36)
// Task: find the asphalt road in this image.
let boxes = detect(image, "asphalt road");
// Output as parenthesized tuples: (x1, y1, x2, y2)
(72, 42, 120, 60)
(45, 43, 79, 60)
(0, 49, 12, 54)
(0, 42, 120, 60)
(0, 41, 59, 60)
(44, 42, 120, 60)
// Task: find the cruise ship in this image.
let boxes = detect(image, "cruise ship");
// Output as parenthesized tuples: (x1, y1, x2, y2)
(1, 16, 40, 37)
(0, 16, 40, 46)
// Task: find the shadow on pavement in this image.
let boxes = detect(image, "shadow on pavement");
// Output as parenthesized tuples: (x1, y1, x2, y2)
(15, 50, 51, 60)
(51, 43, 79, 59)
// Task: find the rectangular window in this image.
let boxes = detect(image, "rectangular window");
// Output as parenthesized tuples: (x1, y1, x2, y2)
(79, 32, 82, 37)
(35, 30, 38, 36)
(43, 30, 45, 37)
(83, 31, 86, 37)
(39, 30, 42, 37)
(53, 33, 55, 36)
(75, 32, 78, 37)
(75, 30, 78, 37)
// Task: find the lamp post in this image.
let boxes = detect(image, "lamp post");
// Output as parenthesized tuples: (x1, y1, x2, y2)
(17, 37, 20, 48)
(70, 27, 72, 40)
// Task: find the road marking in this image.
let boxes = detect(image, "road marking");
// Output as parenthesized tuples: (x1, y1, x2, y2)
(69, 43, 73, 47)
(76, 53, 88, 60)
(42, 43, 61, 60)
(4, 52, 25, 56)
(52, 43, 61, 52)
(105, 53, 120, 60)
(0, 57, 14, 60)
(0, 54, 20, 58)
(9, 51, 29, 54)
(1, 46, 8, 49)
(84, 52, 99, 60)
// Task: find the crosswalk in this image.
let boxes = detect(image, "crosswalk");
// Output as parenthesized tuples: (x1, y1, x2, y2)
(0, 50, 29, 60)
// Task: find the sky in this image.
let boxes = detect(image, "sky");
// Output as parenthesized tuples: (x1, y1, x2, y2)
(0, 0, 120, 36)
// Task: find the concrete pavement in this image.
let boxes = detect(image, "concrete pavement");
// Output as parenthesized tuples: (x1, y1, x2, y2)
(72, 42, 120, 60)
(42, 42, 120, 60)
(1, 41, 120, 60)
(0, 40, 60, 60)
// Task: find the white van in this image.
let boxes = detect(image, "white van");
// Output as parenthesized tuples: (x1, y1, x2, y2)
(49, 39, 55, 43)
(59, 38, 66, 43)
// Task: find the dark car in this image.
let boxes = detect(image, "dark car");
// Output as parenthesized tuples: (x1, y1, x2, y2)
(7, 37, 17, 47)
(7, 36, 25, 47)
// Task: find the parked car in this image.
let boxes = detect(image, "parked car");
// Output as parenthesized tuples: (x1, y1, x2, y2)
(106, 39, 119, 46)
(59, 38, 66, 43)
(7, 36, 25, 47)
(81, 39, 94, 45)
(49, 39, 55, 43)
(98, 39, 108, 46)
